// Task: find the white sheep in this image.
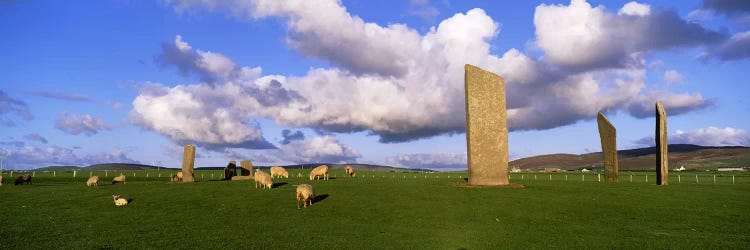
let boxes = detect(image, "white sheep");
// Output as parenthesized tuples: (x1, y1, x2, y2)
(171, 172, 183, 182)
(270, 166, 289, 179)
(345, 165, 356, 178)
(86, 175, 99, 186)
(112, 195, 129, 206)
(112, 174, 126, 184)
(0, 175, 3, 186)
(309, 165, 329, 181)
(254, 170, 273, 189)
(296, 184, 314, 209)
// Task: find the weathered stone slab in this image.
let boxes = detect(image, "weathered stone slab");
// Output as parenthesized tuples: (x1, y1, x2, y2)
(181, 144, 195, 183)
(596, 112, 618, 183)
(464, 64, 509, 186)
(656, 101, 668, 185)
(240, 160, 253, 176)
(224, 161, 237, 180)
(231, 176, 252, 181)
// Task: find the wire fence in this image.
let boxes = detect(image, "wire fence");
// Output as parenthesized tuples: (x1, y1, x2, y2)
(0, 169, 746, 185)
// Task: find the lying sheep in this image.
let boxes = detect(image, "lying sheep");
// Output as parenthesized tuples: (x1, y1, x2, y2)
(309, 165, 329, 181)
(254, 170, 273, 189)
(296, 184, 314, 209)
(112, 174, 126, 184)
(345, 165, 356, 178)
(112, 195, 129, 206)
(270, 166, 289, 179)
(87, 175, 99, 186)
(171, 172, 183, 182)
(14, 175, 32, 185)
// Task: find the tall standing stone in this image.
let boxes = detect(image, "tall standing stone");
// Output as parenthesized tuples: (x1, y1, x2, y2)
(596, 112, 618, 183)
(181, 144, 195, 183)
(240, 160, 253, 176)
(464, 64, 509, 186)
(655, 101, 668, 185)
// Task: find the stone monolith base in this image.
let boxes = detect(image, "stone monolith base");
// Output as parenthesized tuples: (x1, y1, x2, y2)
(597, 112, 618, 183)
(464, 64, 509, 186)
(656, 101, 668, 185)
(240, 160, 253, 176)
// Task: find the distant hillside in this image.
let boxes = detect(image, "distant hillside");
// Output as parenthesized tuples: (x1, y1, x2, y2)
(82, 163, 177, 171)
(33, 166, 81, 172)
(510, 144, 750, 171)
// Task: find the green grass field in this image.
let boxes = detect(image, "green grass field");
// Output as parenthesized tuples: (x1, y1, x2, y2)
(1, 170, 748, 249)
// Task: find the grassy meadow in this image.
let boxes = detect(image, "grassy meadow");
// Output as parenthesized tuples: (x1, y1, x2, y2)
(1, 169, 748, 249)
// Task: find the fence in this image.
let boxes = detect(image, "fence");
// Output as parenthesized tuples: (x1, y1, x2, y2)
(0, 170, 746, 185)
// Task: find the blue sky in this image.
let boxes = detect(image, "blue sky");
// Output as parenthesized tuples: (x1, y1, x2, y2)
(1, 0, 748, 170)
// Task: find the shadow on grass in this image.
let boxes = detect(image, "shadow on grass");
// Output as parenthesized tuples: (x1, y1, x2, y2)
(273, 182, 288, 188)
(313, 194, 329, 203)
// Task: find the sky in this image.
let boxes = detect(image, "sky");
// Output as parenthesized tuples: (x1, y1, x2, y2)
(1, 0, 749, 170)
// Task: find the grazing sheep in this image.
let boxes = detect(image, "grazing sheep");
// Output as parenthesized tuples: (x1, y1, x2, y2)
(254, 170, 273, 189)
(112, 195, 129, 206)
(112, 174, 126, 184)
(14, 175, 32, 185)
(86, 176, 99, 186)
(296, 184, 314, 209)
(309, 165, 329, 181)
(270, 166, 289, 179)
(0, 175, 3, 186)
(171, 172, 183, 182)
(345, 165, 356, 178)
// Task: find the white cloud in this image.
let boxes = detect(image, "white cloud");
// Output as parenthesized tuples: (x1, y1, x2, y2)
(275, 136, 361, 164)
(663, 70, 684, 84)
(147, 0, 714, 145)
(55, 112, 111, 136)
(534, 0, 723, 70)
(387, 152, 467, 170)
(24, 133, 48, 144)
(635, 126, 750, 147)
(700, 31, 750, 61)
(626, 91, 711, 118)
(619, 1, 651, 16)
(28, 90, 91, 102)
(0, 145, 139, 169)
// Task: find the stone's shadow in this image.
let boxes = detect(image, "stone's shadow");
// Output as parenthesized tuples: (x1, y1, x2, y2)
(463, 178, 469, 182)
(127, 198, 134, 204)
(313, 194, 329, 203)
(449, 182, 525, 189)
(273, 182, 288, 188)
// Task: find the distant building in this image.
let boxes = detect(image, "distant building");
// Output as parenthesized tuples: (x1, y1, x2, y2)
(674, 166, 686, 172)
(544, 168, 563, 173)
(717, 167, 745, 172)
(510, 167, 522, 173)
(581, 168, 591, 172)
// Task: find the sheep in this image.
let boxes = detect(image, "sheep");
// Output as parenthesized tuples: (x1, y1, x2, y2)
(309, 165, 329, 181)
(86, 175, 99, 186)
(270, 166, 289, 179)
(14, 175, 32, 185)
(296, 184, 314, 209)
(112, 195, 129, 206)
(0, 175, 3, 186)
(171, 172, 183, 182)
(254, 170, 273, 189)
(345, 165, 356, 178)
(112, 174, 126, 184)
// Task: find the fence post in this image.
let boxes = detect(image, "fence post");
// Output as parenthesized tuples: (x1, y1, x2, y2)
(713, 175, 716, 184)
(696, 174, 699, 184)
(54, 171, 56, 177)
(549, 174, 552, 181)
(73, 170, 77, 178)
(678, 174, 681, 183)
(522, 175, 524, 180)
(733, 175, 735, 184)
(202, 173, 204, 180)
(645, 174, 648, 183)
(534, 175, 537, 180)
(90, 171, 92, 177)
(630, 174, 633, 182)
(597, 174, 601, 182)
(133, 172, 136, 177)
(147, 172, 149, 178)
(105, 171, 108, 177)
(565, 175, 568, 181)
(582, 175, 585, 181)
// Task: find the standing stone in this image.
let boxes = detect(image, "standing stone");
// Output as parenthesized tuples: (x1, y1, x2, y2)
(464, 64, 509, 186)
(224, 161, 237, 180)
(240, 160, 253, 176)
(181, 144, 195, 183)
(596, 112, 618, 183)
(655, 101, 668, 185)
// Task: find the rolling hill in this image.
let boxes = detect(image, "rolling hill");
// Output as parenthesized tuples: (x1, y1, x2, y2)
(509, 144, 750, 171)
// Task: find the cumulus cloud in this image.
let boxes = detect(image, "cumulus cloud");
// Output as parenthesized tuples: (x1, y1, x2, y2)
(55, 112, 111, 136)
(275, 136, 360, 163)
(24, 133, 48, 144)
(663, 70, 684, 84)
(635, 126, 750, 147)
(699, 0, 750, 22)
(0, 145, 140, 169)
(151, 0, 714, 144)
(534, 0, 724, 71)
(280, 129, 305, 144)
(626, 91, 712, 118)
(0, 90, 33, 126)
(28, 90, 91, 102)
(387, 152, 467, 170)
